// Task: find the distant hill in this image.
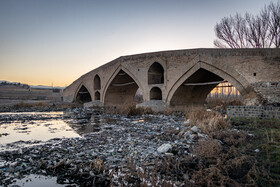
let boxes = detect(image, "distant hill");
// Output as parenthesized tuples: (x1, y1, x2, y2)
(0, 80, 64, 90)
(30, 85, 65, 90)
(0, 80, 22, 85)
(0, 80, 29, 89)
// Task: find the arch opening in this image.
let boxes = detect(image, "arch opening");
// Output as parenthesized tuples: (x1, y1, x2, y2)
(148, 62, 164, 84)
(95, 91, 100, 100)
(206, 82, 243, 107)
(94, 75, 101, 90)
(150, 87, 162, 100)
(170, 68, 244, 108)
(75, 85, 92, 104)
(104, 70, 140, 106)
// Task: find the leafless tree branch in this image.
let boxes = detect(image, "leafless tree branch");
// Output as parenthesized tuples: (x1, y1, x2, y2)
(214, 1, 280, 48)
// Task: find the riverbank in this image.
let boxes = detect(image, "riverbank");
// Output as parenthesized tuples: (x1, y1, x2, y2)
(0, 107, 279, 186)
(0, 101, 78, 113)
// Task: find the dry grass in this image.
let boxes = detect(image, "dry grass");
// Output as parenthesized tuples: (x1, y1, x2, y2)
(110, 114, 279, 186)
(195, 139, 222, 159)
(104, 104, 154, 116)
(121, 139, 259, 186)
(14, 101, 49, 108)
(189, 136, 258, 186)
(45, 158, 110, 186)
(114, 132, 257, 186)
(206, 98, 243, 110)
(163, 107, 173, 115)
(13, 101, 80, 110)
(115, 157, 177, 187)
(55, 102, 81, 109)
(185, 107, 230, 134)
(214, 130, 248, 147)
(123, 105, 154, 116)
(230, 117, 280, 186)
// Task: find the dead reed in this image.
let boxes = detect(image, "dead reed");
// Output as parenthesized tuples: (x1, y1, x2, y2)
(185, 107, 230, 134)
(104, 103, 154, 116)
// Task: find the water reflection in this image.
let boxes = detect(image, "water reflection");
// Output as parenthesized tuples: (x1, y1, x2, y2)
(0, 111, 121, 149)
(12, 174, 68, 187)
(0, 112, 80, 147)
(0, 111, 131, 151)
(64, 114, 117, 135)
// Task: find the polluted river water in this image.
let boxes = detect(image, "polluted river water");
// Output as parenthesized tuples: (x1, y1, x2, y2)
(0, 112, 79, 148)
(0, 111, 117, 149)
(0, 110, 117, 186)
(0, 108, 208, 186)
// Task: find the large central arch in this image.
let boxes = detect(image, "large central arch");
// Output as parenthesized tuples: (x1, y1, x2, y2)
(167, 61, 257, 108)
(103, 67, 143, 106)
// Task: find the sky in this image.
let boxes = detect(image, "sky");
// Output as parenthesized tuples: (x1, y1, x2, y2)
(0, 0, 275, 87)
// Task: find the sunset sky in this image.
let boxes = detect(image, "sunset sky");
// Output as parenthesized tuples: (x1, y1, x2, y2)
(0, 0, 274, 87)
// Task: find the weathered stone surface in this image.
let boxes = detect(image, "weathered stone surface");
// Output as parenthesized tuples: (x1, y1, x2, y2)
(136, 100, 168, 112)
(63, 48, 280, 110)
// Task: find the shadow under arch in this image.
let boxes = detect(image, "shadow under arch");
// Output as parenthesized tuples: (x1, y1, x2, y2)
(103, 66, 144, 106)
(95, 91, 100, 100)
(74, 84, 92, 104)
(150, 87, 162, 100)
(166, 61, 256, 108)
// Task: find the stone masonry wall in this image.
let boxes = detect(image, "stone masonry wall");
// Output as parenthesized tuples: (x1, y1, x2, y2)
(251, 82, 280, 105)
(227, 106, 280, 119)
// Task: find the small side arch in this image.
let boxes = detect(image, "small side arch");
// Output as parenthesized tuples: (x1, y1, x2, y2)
(95, 91, 100, 100)
(94, 74, 101, 90)
(74, 84, 92, 104)
(150, 87, 162, 100)
(148, 62, 164, 84)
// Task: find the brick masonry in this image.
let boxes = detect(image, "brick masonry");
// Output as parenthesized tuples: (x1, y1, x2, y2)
(227, 106, 280, 119)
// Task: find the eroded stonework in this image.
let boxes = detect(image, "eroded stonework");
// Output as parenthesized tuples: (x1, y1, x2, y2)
(63, 48, 280, 110)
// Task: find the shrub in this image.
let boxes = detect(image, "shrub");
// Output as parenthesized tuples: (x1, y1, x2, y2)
(206, 98, 243, 113)
(185, 107, 230, 134)
(195, 139, 222, 159)
(124, 105, 154, 116)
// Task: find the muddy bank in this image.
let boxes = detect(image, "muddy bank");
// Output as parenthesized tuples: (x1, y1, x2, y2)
(0, 102, 77, 113)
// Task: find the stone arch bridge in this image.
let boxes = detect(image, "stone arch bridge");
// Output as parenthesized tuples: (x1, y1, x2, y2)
(63, 48, 280, 110)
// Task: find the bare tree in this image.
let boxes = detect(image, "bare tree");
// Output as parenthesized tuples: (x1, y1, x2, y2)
(214, 1, 280, 48)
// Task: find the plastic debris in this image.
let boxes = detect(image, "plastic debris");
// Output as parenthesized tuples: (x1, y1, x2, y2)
(157, 144, 172, 153)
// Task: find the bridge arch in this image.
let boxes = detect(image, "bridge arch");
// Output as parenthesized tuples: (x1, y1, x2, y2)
(150, 87, 162, 100)
(148, 62, 164, 84)
(94, 74, 101, 90)
(74, 84, 92, 104)
(167, 61, 256, 107)
(103, 66, 144, 105)
(95, 91, 100, 100)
